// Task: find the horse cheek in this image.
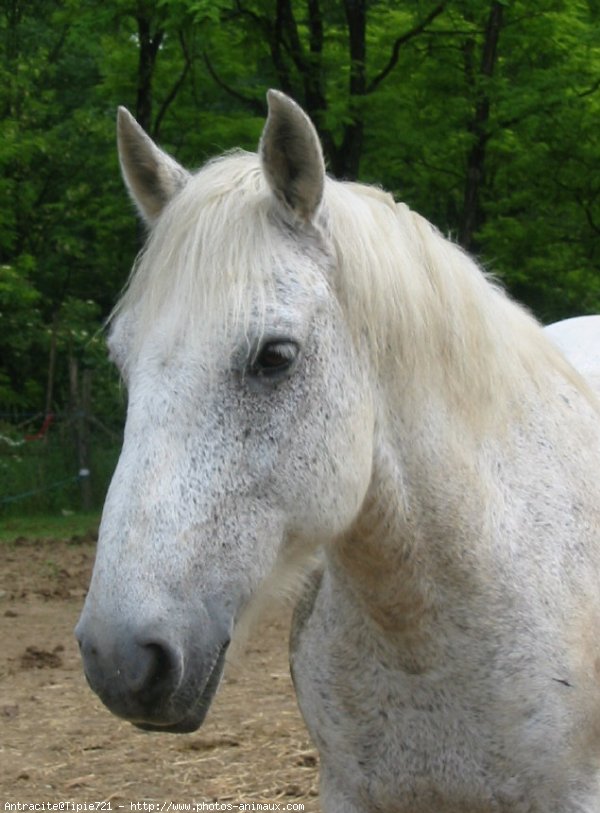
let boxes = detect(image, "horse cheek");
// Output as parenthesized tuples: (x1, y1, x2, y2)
(286, 381, 374, 542)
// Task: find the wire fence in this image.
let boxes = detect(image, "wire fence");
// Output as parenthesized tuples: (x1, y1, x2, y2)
(0, 409, 121, 517)
(0, 473, 85, 506)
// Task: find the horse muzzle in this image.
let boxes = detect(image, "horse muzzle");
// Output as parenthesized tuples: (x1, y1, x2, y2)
(75, 610, 231, 733)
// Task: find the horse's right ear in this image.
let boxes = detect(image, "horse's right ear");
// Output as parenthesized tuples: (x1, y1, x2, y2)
(117, 107, 190, 226)
(260, 90, 325, 223)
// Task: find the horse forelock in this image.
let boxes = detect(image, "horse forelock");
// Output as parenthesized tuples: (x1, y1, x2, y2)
(110, 148, 589, 425)
(111, 151, 274, 356)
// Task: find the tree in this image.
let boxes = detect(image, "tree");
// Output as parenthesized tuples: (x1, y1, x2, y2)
(197, 0, 447, 178)
(1, 0, 599, 430)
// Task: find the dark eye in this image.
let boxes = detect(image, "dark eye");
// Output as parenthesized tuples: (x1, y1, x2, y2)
(250, 340, 299, 378)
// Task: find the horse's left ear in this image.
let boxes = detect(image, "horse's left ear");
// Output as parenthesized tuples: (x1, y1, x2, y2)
(260, 90, 325, 223)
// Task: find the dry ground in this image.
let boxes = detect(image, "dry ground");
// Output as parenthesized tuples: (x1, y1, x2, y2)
(0, 534, 319, 809)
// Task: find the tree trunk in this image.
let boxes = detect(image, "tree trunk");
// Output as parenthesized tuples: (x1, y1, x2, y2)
(135, 8, 164, 133)
(459, 2, 504, 250)
(334, 0, 367, 179)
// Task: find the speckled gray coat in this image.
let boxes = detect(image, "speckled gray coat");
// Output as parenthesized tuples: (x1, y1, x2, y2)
(77, 92, 600, 812)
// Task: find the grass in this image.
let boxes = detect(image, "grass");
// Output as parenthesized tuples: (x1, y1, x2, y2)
(0, 511, 101, 543)
(0, 434, 120, 519)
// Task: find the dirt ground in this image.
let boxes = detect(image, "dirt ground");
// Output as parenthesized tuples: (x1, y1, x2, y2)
(0, 534, 320, 810)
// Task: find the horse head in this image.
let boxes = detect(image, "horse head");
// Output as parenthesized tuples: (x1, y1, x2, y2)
(75, 91, 375, 732)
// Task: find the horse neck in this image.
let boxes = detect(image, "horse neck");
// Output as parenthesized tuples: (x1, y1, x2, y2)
(329, 394, 483, 626)
(327, 352, 551, 656)
(325, 226, 599, 660)
(328, 347, 598, 665)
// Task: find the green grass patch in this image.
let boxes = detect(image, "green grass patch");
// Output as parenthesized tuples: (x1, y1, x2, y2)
(0, 434, 120, 518)
(0, 511, 100, 543)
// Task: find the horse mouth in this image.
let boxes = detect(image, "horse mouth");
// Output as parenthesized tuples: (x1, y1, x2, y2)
(134, 639, 229, 734)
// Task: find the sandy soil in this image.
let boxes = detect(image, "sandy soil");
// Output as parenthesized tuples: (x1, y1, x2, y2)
(0, 536, 319, 810)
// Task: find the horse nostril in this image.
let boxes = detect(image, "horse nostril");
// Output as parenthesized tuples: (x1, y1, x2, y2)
(141, 642, 177, 693)
(126, 639, 181, 702)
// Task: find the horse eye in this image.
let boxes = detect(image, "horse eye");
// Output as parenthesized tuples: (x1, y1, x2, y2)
(250, 341, 299, 378)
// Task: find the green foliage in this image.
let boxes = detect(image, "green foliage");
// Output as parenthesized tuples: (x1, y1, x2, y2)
(0, 262, 44, 406)
(0, 0, 599, 516)
(357, 1, 600, 321)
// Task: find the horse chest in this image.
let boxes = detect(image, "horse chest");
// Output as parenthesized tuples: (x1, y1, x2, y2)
(289, 569, 591, 813)
(292, 652, 510, 812)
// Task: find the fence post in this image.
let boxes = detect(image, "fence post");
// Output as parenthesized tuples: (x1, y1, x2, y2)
(44, 312, 59, 432)
(69, 355, 92, 511)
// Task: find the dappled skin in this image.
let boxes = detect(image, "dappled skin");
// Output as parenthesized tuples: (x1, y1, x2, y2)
(77, 92, 600, 812)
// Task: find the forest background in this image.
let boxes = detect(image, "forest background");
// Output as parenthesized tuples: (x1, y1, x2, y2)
(1, 0, 599, 516)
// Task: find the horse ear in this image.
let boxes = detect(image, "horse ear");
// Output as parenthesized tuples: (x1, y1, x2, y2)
(260, 90, 325, 223)
(117, 107, 190, 226)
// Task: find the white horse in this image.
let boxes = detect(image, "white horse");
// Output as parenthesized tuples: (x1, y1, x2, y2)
(76, 91, 600, 813)
(545, 315, 600, 392)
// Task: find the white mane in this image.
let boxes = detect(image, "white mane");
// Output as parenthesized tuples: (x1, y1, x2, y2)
(114, 149, 583, 423)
